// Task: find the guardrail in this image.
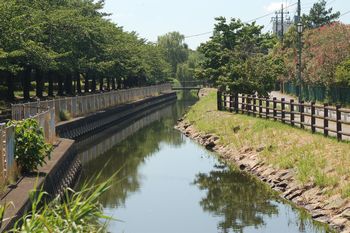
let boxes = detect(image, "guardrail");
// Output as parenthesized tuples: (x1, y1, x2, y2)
(218, 91, 350, 141)
(11, 84, 171, 122)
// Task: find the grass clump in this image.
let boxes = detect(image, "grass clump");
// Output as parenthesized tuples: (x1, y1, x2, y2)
(8, 172, 116, 232)
(184, 89, 350, 195)
(59, 110, 71, 121)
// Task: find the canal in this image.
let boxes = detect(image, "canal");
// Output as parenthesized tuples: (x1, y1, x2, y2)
(76, 92, 331, 233)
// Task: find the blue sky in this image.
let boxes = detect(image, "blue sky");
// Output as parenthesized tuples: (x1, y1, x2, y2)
(103, 0, 350, 49)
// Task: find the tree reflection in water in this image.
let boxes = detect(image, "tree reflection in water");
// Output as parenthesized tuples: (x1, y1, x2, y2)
(194, 164, 279, 233)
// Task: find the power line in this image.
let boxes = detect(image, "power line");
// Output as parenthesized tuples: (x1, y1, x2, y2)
(184, 2, 298, 39)
(340, 10, 350, 18)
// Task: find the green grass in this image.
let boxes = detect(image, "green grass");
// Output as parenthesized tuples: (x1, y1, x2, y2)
(185, 90, 350, 197)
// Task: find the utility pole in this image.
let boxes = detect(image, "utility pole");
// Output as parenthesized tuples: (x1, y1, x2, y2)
(274, 4, 290, 42)
(296, 0, 303, 102)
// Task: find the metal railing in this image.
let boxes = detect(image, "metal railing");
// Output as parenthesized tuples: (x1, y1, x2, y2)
(11, 84, 171, 122)
(0, 124, 15, 179)
(218, 91, 350, 141)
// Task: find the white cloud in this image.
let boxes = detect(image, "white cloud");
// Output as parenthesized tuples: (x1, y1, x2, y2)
(264, 2, 284, 12)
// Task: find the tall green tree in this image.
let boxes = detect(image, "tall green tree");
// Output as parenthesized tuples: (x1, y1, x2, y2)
(302, 0, 340, 29)
(197, 17, 277, 96)
(157, 32, 188, 77)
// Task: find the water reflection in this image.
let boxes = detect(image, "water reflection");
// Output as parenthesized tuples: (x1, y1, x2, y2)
(78, 91, 198, 208)
(194, 165, 279, 233)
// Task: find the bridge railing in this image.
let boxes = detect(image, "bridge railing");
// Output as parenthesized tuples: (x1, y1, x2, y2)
(12, 83, 171, 123)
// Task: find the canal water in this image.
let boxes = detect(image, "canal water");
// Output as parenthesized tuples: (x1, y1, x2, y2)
(76, 92, 331, 233)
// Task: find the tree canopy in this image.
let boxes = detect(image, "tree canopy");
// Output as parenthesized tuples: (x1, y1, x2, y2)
(302, 0, 340, 29)
(0, 0, 171, 101)
(196, 17, 278, 96)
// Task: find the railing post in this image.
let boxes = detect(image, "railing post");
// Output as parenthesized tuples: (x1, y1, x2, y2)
(217, 90, 222, 111)
(246, 95, 251, 115)
(273, 97, 277, 120)
(229, 94, 233, 112)
(324, 103, 329, 137)
(336, 105, 342, 141)
(235, 93, 239, 113)
(311, 101, 316, 133)
(241, 94, 245, 113)
(281, 98, 285, 123)
(253, 95, 257, 117)
(290, 99, 295, 126)
(258, 98, 262, 118)
(300, 100, 305, 129)
(266, 98, 270, 119)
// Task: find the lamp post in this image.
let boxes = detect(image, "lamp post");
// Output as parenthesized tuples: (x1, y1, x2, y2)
(297, 22, 303, 102)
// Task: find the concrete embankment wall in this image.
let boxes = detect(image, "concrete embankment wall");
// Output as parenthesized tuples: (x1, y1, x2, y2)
(56, 92, 177, 139)
(1, 92, 177, 232)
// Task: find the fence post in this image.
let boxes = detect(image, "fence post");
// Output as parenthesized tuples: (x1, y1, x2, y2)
(258, 98, 262, 117)
(241, 94, 245, 114)
(217, 91, 222, 111)
(311, 101, 316, 133)
(253, 95, 257, 117)
(324, 103, 329, 137)
(266, 98, 270, 119)
(290, 99, 295, 126)
(229, 94, 233, 112)
(336, 105, 342, 141)
(273, 97, 277, 120)
(235, 93, 239, 113)
(300, 100, 305, 129)
(246, 95, 251, 115)
(281, 98, 285, 123)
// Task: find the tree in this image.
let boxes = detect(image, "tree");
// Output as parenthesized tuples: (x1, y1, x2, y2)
(302, 0, 340, 29)
(157, 32, 188, 77)
(197, 17, 277, 96)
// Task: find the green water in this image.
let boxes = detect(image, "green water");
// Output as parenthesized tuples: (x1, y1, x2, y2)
(76, 92, 331, 233)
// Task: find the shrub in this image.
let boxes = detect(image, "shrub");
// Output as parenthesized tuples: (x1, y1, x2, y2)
(8, 119, 52, 173)
(59, 110, 71, 121)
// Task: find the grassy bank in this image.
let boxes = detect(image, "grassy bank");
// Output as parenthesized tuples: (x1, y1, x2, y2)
(184, 90, 350, 198)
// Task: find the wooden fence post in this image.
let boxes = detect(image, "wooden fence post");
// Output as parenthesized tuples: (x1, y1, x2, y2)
(273, 97, 277, 120)
(253, 95, 257, 116)
(324, 103, 329, 137)
(242, 94, 245, 114)
(281, 98, 285, 123)
(246, 95, 250, 115)
(311, 101, 316, 133)
(229, 94, 233, 112)
(235, 93, 239, 113)
(336, 105, 342, 141)
(217, 91, 222, 111)
(259, 98, 262, 118)
(290, 99, 295, 126)
(300, 100, 305, 129)
(266, 98, 270, 119)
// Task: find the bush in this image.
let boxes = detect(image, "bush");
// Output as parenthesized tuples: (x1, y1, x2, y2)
(8, 119, 52, 173)
(59, 110, 71, 121)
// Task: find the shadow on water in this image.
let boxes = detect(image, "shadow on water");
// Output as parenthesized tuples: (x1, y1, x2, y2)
(76, 91, 332, 233)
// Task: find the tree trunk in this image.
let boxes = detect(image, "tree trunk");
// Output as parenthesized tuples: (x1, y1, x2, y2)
(48, 71, 54, 97)
(106, 77, 110, 91)
(99, 77, 103, 91)
(35, 69, 44, 99)
(84, 73, 89, 93)
(76, 72, 81, 94)
(92, 76, 96, 92)
(22, 67, 31, 101)
(6, 73, 15, 101)
(111, 77, 116, 90)
(64, 73, 73, 95)
(117, 79, 122, 89)
(57, 73, 64, 96)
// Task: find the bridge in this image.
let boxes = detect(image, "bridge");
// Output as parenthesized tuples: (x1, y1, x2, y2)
(171, 80, 208, 91)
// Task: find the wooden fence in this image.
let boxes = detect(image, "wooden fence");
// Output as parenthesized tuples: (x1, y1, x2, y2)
(217, 91, 350, 141)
